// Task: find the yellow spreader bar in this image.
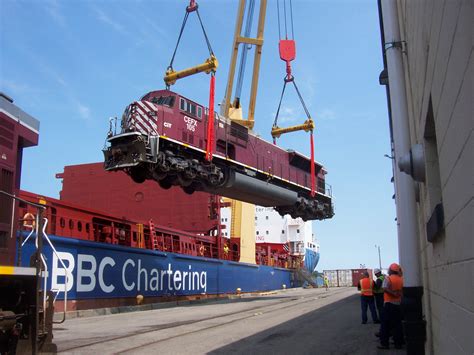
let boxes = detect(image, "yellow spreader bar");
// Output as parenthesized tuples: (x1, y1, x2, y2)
(0, 265, 36, 276)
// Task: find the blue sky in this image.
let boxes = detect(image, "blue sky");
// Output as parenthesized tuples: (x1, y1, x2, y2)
(1, 0, 399, 271)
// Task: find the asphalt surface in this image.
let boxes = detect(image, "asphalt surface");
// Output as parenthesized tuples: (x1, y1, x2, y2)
(52, 287, 405, 354)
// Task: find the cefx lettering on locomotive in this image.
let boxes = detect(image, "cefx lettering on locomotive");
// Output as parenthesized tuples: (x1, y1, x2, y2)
(183, 116, 197, 132)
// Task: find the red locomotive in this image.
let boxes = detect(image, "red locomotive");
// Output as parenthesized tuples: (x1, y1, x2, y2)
(103, 90, 334, 221)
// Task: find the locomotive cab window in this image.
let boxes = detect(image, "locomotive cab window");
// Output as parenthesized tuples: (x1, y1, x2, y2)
(179, 98, 202, 119)
(149, 95, 175, 107)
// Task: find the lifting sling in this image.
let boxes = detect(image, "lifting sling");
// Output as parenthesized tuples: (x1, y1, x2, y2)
(272, 0, 316, 197)
(164, 1, 217, 162)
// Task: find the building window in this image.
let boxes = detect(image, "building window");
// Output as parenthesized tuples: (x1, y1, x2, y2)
(297, 229, 300, 233)
(255, 216, 258, 221)
(266, 231, 269, 235)
(266, 216, 269, 220)
(256, 231, 259, 235)
(282, 230, 285, 234)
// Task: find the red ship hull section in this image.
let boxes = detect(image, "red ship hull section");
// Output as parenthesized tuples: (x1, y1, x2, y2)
(57, 162, 218, 234)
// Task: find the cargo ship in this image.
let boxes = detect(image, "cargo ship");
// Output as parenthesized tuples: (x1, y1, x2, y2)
(1, 93, 314, 311)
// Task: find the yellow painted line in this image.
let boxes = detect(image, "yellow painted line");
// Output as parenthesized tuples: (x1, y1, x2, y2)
(0, 266, 14, 275)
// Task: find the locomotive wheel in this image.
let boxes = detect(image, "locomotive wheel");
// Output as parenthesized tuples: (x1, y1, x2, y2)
(157, 152, 170, 172)
(177, 173, 193, 187)
(158, 177, 173, 190)
(207, 174, 220, 187)
(183, 186, 195, 195)
(184, 166, 197, 180)
(130, 166, 146, 184)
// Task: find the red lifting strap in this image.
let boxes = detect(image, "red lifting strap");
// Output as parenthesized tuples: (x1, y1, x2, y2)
(205, 74, 216, 161)
(310, 132, 316, 197)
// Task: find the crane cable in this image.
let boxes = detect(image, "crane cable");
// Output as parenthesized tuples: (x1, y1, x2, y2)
(166, 1, 216, 162)
(167, 2, 215, 81)
(274, 0, 316, 197)
(235, 0, 256, 102)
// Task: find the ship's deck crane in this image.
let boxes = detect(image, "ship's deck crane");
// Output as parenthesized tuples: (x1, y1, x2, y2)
(222, 0, 320, 263)
(221, 0, 267, 129)
(220, 0, 269, 264)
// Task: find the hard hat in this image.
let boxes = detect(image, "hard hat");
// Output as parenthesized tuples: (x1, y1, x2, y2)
(389, 263, 400, 273)
(374, 268, 381, 274)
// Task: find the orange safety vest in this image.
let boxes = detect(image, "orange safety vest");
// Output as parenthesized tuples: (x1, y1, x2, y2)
(359, 277, 374, 296)
(384, 275, 403, 303)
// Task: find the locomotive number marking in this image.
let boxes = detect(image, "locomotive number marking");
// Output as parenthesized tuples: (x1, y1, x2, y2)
(184, 116, 197, 132)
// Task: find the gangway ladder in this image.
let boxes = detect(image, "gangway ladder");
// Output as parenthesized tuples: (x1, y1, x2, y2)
(149, 219, 160, 250)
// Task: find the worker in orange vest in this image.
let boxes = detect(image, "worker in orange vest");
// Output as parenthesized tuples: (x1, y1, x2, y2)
(378, 263, 404, 350)
(358, 271, 380, 324)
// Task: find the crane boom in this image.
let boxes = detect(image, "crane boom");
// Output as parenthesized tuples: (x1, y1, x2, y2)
(222, 0, 267, 129)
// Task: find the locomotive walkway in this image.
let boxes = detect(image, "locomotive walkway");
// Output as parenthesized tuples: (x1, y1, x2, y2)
(52, 287, 404, 354)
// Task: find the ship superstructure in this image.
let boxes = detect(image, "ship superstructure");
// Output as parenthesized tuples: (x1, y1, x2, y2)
(220, 205, 320, 271)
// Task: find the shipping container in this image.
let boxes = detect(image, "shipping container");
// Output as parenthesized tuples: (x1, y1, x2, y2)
(323, 269, 352, 287)
(323, 268, 373, 287)
(352, 268, 373, 287)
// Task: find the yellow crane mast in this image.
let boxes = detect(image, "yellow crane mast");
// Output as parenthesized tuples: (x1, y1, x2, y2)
(222, 0, 267, 129)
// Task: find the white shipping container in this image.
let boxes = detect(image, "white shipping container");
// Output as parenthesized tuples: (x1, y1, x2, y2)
(323, 269, 353, 287)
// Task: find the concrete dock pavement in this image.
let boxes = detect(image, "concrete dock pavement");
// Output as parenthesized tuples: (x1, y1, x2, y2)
(52, 287, 405, 354)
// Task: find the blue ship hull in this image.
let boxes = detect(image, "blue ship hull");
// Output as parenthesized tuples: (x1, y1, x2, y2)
(303, 248, 320, 273)
(18, 234, 293, 300)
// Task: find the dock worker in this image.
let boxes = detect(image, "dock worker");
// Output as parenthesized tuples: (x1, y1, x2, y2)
(378, 263, 404, 350)
(373, 268, 385, 320)
(358, 271, 380, 324)
(323, 275, 329, 291)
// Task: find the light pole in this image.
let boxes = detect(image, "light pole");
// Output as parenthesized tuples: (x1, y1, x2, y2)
(375, 245, 382, 270)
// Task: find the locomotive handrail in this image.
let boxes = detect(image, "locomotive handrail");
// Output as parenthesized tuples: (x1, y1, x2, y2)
(0, 190, 47, 210)
(36, 219, 49, 334)
(41, 218, 69, 324)
(21, 228, 36, 247)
